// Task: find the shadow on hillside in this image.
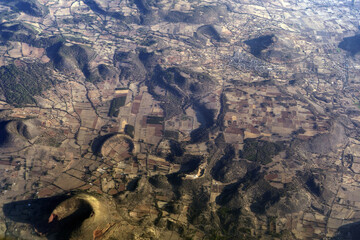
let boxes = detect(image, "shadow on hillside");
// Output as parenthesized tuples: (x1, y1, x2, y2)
(331, 220, 360, 240)
(3, 195, 70, 235)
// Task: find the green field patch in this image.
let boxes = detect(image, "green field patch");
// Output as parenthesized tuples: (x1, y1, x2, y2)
(124, 124, 135, 138)
(108, 96, 126, 117)
(355, 101, 360, 109)
(146, 116, 164, 125)
(115, 87, 128, 90)
(239, 139, 284, 165)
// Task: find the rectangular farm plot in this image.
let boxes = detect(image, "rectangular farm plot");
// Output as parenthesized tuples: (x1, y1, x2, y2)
(108, 95, 127, 117)
(146, 116, 164, 125)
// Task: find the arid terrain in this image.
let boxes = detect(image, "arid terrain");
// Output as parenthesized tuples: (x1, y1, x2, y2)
(1, 0, 360, 239)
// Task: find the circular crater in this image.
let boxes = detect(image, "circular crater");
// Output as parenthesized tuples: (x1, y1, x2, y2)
(100, 134, 134, 159)
(47, 193, 117, 240)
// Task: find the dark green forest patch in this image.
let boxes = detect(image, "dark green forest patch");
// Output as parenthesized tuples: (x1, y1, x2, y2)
(0, 63, 55, 106)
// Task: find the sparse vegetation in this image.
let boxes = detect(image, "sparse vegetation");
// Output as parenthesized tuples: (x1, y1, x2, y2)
(164, 130, 179, 140)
